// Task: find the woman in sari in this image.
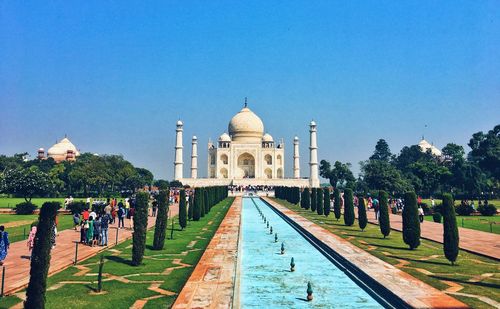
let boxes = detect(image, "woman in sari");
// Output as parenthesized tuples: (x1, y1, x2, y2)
(0, 226, 10, 265)
(86, 217, 94, 246)
(27, 225, 37, 259)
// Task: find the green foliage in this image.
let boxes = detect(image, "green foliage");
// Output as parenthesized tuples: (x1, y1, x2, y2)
(302, 188, 310, 210)
(193, 188, 202, 221)
(319, 160, 356, 189)
(468, 124, 500, 180)
(153, 190, 168, 250)
(178, 190, 187, 229)
(132, 192, 149, 266)
(153, 179, 169, 191)
(343, 189, 354, 226)
(378, 190, 391, 238)
(188, 192, 194, 220)
(369, 139, 392, 162)
(333, 188, 341, 220)
(67, 201, 86, 215)
(204, 189, 209, 215)
(1, 167, 52, 202)
(433, 212, 442, 223)
(360, 159, 411, 194)
(169, 180, 183, 188)
(442, 194, 459, 264)
(24, 201, 59, 309)
(200, 188, 206, 218)
(311, 188, 317, 212)
(323, 188, 330, 217)
(316, 188, 323, 215)
(455, 203, 474, 216)
(402, 192, 420, 250)
(14, 201, 37, 215)
(357, 196, 367, 231)
(477, 204, 497, 216)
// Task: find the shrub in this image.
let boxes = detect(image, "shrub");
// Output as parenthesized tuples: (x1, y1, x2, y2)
(67, 201, 86, 215)
(24, 202, 59, 309)
(153, 190, 168, 250)
(358, 196, 367, 231)
(403, 192, 420, 250)
(132, 191, 149, 266)
(193, 188, 202, 221)
(204, 189, 209, 215)
(420, 203, 431, 215)
(432, 212, 442, 223)
(343, 189, 355, 226)
(200, 188, 206, 218)
(442, 193, 459, 265)
(378, 191, 390, 238)
(432, 203, 442, 214)
(333, 188, 341, 220)
(455, 204, 474, 216)
(188, 192, 194, 220)
(311, 188, 317, 212)
(323, 188, 330, 217)
(478, 204, 497, 216)
(302, 188, 310, 210)
(14, 202, 37, 215)
(316, 188, 323, 216)
(178, 190, 187, 229)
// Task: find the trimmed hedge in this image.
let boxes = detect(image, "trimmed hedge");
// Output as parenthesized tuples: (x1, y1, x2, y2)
(455, 203, 474, 216)
(14, 202, 37, 215)
(478, 204, 497, 216)
(193, 188, 202, 221)
(442, 193, 459, 265)
(67, 201, 86, 215)
(343, 189, 355, 226)
(179, 189, 187, 229)
(302, 188, 311, 210)
(153, 190, 169, 250)
(311, 188, 317, 212)
(316, 188, 323, 216)
(333, 188, 341, 220)
(132, 191, 149, 266)
(403, 191, 420, 250)
(378, 190, 391, 238)
(433, 212, 442, 223)
(323, 188, 330, 217)
(358, 196, 367, 231)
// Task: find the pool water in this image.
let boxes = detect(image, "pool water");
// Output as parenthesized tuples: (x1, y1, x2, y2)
(238, 197, 383, 308)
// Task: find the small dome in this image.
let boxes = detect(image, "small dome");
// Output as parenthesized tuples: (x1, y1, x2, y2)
(47, 137, 80, 163)
(310, 120, 316, 126)
(176, 120, 183, 126)
(192, 135, 198, 140)
(219, 133, 231, 142)
(294, 136, 299, 141)
(418, 139, 442, 156)
(38, 148, 45, 152)
(228, 107, 264, 143)
(262, 133, 274, 142)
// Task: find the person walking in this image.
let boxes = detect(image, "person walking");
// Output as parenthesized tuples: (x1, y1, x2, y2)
(0, 226, 10, 265)
(27, 225, 37, 259)
(100, 213, 110, 246)
(73, 212, 80, 231)
(418, 206, 425, 223)
(93, 215, 102, 247)
(50, 222, 57, 249)
(373, 198, 380, 220)
(118, 206, 125, 229)
(86, 217, 94, 246)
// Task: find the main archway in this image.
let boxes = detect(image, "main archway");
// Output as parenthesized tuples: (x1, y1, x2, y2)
(237, 152, 255, 178)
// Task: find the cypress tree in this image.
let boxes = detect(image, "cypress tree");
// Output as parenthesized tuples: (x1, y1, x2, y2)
(300, 189, 306, 208)
(25, 202, 59, 309)
(333, 188, 341, 220)
(178, 189, 187, 230)
(132, 191, 149, 266)
(311, 188, 317, 212)
(188, 192, 194, 220)
(442, 193, 459, 265)
(343, 189, 355, 226)
(323, 188, 330, 217)
(303, 188, 311, 210)
(358, 195, 367, 231)
(402, 191, 420, 250)
(193, 188, 201, 221)
(204, 189, 210, 214)
(200, 188, 206, 218)
(316, 188, 323, 215)
(378, 190, 391, 238)
(153, 190, 169, 250)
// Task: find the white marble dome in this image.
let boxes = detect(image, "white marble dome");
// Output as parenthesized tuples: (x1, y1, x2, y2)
(262, 133, 273, 142)
(228, 107, 264, 143)
(219, 133, 231, 142)
(418, 139, 442, 156)
(47, 137, 80, 162)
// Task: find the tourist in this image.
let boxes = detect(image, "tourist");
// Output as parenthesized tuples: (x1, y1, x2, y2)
(100, 213, 110, 246)
(93, 215, 102, 247)
(111, 205, 117, 224)
(27, 225, 36, 259)
(89, 209, 97, 221)
(86, 197, 91, 209)
(470, 201, 475, 210)
(51, 221, 57, 249)
(73, 212, 80, 231)
(431, 197, 435, 208)
(418, 206, 424, 223)
(152, 199, 157, 217)
(82, 208, 90, 221)
(104, 202, 112, 215)
(0, 226, 10, 265)
(80, 219, 88, 243)
(118, 205, 125, 229)
(128, 206, 135, 229)
(86, 217, 94, 246)
(373, 198, 380, 220)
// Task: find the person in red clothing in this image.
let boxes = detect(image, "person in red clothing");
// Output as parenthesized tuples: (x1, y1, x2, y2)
(82, 209, 90, 221)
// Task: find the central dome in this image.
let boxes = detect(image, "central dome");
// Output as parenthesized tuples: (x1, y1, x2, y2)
(228, 107, 264, 143)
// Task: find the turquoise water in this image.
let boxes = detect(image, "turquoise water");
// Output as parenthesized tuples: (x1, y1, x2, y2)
(239, 197, 383, 308)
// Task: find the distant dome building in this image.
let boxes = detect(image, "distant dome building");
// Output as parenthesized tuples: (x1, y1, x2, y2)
(39, 136, 80, 163)
(418, 138, 442, 157)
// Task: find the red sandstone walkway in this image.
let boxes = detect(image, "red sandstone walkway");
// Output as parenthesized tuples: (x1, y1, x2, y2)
(2, 205, 178, 296)
(172, 197, 241, 309)
(366, 210, 500, 260)
(264, 198, 468, 309)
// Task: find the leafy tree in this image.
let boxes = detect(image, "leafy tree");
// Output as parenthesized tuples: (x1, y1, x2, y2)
(468, 124, 500, 180)
(323, 188, 330, 217)
(357, 195, 367, 231)
(24, 202, 59, 309)
(153, 190, 169, 250)
(442, 193, 459, 265)
(132, 192, 149, 265)
(343, 189, 355, 226)
(316, 188, 323, 215)
(1, 167, 52, 202)
(302, 188, 310, 210)
(311, 188, 317, 212)
(154, 179, 170, 191)
(169, 180, 183, 188)
(369, 139, 392, 162)
(319, 160, 356, 189)
(360, 159, 410, 194)
(333, 188, 341, 220)
(402, 192, 420, 250)
(179, 189, 187, 230)
(136, 168, 154, 187)
(378, 190, 391, 238)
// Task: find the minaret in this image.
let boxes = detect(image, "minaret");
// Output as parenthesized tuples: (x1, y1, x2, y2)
(174, 120, 184, 180)
(309, 121, 319, 187)
(191, 136, 198, 179)
(293, 136, 300, 179)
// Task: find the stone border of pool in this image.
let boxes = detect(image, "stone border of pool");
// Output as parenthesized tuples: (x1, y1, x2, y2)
(172, 197, 241, 309)
(263, 197, 469, 309)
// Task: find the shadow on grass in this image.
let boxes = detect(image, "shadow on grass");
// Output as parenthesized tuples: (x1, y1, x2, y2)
(344, 234, 387, 240)
(390, 256, 450, 266)
(85, 284, 97, 292)
(367, 243, 410, 251)
(430, 275, 500, 289)
(106, 255, 133, 266)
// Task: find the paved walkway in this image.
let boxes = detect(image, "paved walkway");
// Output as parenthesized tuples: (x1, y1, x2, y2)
(264, 198, 469, 309)
(2, 205, 178, 296)
(366, 210, 500, 260)
(172, 197, 241, 309)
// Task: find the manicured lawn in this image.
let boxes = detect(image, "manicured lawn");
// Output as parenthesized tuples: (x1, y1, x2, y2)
(425, 215, 500, 234)
(422, 198, 500, 209)
(0, 214, 75, 243)
(0, 197, 80, 208)
(273, 198, 500, 309)
(0, 197, 234, 308)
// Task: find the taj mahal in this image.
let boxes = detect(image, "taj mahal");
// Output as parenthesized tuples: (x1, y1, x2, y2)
(173, 102, 319, 188)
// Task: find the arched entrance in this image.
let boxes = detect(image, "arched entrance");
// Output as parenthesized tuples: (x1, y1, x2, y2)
(264, 168, 272, 179)
(277, 168, 283, 178)
(237, 153, 255, 178)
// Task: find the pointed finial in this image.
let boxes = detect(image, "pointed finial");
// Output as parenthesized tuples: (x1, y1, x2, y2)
(244, 97, 248, 108)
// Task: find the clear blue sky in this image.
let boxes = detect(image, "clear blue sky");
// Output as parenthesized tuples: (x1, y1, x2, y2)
(1, 1, 499, 180)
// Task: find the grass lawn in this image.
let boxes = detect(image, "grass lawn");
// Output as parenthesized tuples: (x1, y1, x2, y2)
(0, 197, 234, 309)
(0, 197, 79, 208)
(0, 214, 75, 243)
(422, 198, 500, 209)
(273, 198, 500, 309)
(425, 215, 500, 234)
